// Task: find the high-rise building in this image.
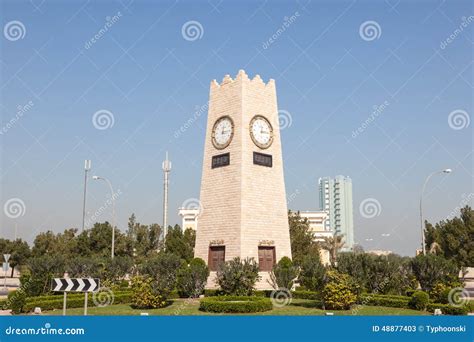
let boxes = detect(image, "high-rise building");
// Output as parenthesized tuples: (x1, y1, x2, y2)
(319, 175, 354, 251)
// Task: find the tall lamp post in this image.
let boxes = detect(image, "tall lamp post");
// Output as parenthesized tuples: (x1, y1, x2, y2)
(162, 152, 172, 248)
(93, 175, 116, 259)
(420, 168, 452, 255)
(82, 160, 92, 232)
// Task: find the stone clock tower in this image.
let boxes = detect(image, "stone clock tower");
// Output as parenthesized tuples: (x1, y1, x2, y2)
(194, 70, 292, 289)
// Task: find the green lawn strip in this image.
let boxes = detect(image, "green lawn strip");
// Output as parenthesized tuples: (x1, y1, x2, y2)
(41, 299, 427, 316)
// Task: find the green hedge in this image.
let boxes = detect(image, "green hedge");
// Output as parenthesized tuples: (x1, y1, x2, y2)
(359, 293, 471, 315)
(204, 289, 321, 300)
(203, 289, 272, 298)
(22, 291, 132, 313)
(427, 303, 470, 316)
(203, 289, 226, 297)
(359, 294, 410, 309)
(292, 290, 320, 300)
(199, 296, 273, 313)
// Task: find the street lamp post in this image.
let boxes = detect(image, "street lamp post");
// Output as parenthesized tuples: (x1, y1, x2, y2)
(420, 168, 452, 255)
(93, 176, 116, 259)
(82, 160, 92, 232)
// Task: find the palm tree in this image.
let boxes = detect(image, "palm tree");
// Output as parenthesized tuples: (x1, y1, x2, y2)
(319, 235, 345, 266)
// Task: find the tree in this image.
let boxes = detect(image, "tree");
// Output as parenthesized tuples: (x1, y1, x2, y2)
(25, 255, 66, 296)
(177, 258, 209, 297)
(126, 214, 162, 257)
(410, 254, 460, 291)
(269, 256, 298, 290)
(183, 228, 196, 251)
(288, 211, 319, 265)
(0, 238, 11, 254)
(8, 239, 31, 277)
(165, 225, 194, 262)
(0, 238, 31, 277)
(299, 253, 326, 293)
(216, 257, 260, 296)
(66, 256, 103, 278)
(32, 228, 81, 259)
(319, 235, 345, 266)
(31, 231, 57, 257)
(337, 253, 416, 295)
(140, 252, 181, 298)
(84, 222, 132, 257)
(424, 206, 474, 267)
(102, 256, 133, 283)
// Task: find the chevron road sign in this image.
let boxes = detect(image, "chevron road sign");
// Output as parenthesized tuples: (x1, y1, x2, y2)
(52, 278, 99, 292)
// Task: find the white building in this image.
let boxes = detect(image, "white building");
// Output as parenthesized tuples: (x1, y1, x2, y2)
(367, 249, 393, 256)
(178, 208, 199, 231)
(298, 211, 332, 265)
(299, 210, 328, 232)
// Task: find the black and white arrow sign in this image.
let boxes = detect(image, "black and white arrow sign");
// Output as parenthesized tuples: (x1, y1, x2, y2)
(52, 278, 99, 292)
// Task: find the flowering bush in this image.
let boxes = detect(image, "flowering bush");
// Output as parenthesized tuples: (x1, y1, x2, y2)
(322, 270, 359, 310)
(130, 276, 167, 309)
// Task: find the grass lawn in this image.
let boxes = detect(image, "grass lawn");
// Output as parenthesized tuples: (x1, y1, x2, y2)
(43, 299, 428, 316)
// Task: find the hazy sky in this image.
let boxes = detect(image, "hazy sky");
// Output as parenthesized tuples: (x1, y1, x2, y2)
(1, 0, 472, 256)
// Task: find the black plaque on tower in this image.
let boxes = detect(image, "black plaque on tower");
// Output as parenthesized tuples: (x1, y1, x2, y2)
(212, 153, 230, 168)
(253, 152, 272, 167)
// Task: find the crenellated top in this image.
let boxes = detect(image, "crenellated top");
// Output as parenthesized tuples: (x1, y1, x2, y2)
(210, 69, 275, 89)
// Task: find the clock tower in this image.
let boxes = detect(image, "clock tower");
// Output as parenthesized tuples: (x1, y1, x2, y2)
(194, 70, 292, 289)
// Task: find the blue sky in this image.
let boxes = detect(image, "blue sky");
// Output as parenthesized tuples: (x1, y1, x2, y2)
(0, 0, 472, 256)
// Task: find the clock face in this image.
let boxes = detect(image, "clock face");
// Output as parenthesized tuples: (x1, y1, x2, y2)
(212, 116, 234, 149)
(250, 115, 273, 149)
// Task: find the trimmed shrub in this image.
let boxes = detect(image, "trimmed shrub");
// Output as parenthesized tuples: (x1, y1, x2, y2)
(216, 257, 260, 296)
(7, 290, 27, 314)
(199, 296, 273, 313)
(370, 294, 411, 301)
(204, 289, 225, 297)
(409, 291, 429, 311)
(204, 289, 272, 298)
(177, 258, 209, 298)
(323, 282, 357, 310)
(291, 290, 320, 300)
(18, 291, 131, 313)
(358, 294, 410, 309)
(130, 276, 167, 309)
(358, 293, 470, 315)
(427, 303, 469, 315)
(322, 270, 358, 310)
(429, 282, 450, 304)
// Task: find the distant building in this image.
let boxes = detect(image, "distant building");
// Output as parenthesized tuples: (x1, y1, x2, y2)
(178, 208, 199, 231)
(298, 211, 332, 265)
(299, 210, 329, 232)
(367, 249, 393, 256)
(319, 175, 354, 251)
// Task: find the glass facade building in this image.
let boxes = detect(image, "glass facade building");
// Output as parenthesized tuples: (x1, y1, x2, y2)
(319, 175, 354, 251)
